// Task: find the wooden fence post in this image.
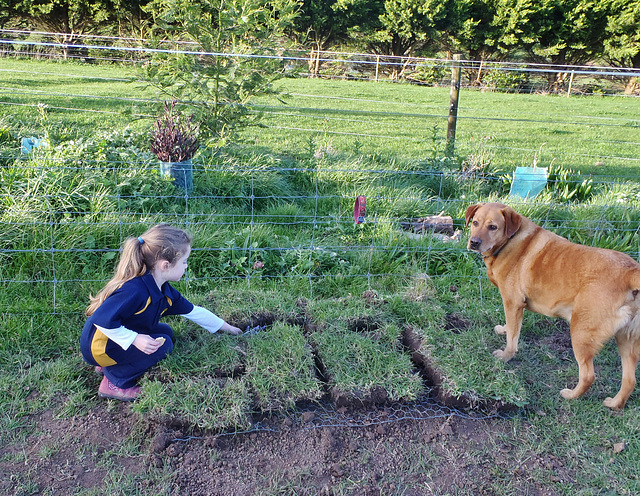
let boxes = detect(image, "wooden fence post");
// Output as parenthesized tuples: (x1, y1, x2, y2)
(309, 46, 315, 77)
(446, 54, 462, 155)
(315, 48, 321, 76)
(567, 71, 575, 97)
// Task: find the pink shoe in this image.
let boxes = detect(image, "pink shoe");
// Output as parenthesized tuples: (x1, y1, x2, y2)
(98, 375, 141, 402)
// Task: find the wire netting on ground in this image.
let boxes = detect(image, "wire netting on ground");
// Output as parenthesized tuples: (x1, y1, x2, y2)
(170, 395, 505, 441)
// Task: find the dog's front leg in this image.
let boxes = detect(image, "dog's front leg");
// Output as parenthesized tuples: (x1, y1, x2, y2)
(493, 298, 524, 362)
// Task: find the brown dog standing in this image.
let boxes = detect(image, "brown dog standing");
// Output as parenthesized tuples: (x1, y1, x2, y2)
(465, 202, 640, 409)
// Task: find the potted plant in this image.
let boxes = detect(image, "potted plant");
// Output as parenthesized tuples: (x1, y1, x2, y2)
(151, 101, 199, 191)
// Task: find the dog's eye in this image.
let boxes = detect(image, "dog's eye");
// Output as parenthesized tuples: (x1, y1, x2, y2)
(488, 225, 498, 231)
(472, 220, 478, 226)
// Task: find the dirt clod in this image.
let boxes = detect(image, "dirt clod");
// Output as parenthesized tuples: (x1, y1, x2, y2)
(150, 430, 171, 453)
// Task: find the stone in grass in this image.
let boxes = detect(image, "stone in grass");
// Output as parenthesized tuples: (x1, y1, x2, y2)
(400, 215, 454, 236)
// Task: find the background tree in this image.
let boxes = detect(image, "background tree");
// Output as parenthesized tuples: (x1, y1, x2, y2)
(292, 1, 346, 49)
(331, 0, 385, 51)
(112, 0, 153, 39)
(142, 0, 300, 145)
(0, 0, 12, 28)
(332, 0, 457, 81)
(491, 0, 608, 89)
(376, 0, 456, 57)
(452, 0, 506, 83)
(603, 0, 640, 94)
(290, 0, 353, 77)
(9, 0, 139, 56)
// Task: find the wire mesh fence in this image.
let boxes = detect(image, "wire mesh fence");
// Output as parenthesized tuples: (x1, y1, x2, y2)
(1, 30, 640, 433)
(2, 29, 639, 94)
(1, 30, 640, 321)
(3, 161, 640, 315)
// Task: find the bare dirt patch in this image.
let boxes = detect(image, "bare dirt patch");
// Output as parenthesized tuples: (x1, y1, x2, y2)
(0, 398, 572, 495)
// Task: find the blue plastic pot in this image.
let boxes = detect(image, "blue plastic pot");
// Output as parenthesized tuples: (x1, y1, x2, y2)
(509, 166, 547, 199)
(160, 159, 193, 192)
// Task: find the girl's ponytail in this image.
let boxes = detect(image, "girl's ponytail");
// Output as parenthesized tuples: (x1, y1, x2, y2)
(114, 236, 148, 282)
(85, 224, 192, 316)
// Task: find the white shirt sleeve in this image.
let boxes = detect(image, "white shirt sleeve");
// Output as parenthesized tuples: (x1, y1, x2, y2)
(95, 324, 138, 350)
(183, 305, 225, 333)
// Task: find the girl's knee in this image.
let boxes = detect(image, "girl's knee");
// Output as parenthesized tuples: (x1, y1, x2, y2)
(155, 322, 174, 340)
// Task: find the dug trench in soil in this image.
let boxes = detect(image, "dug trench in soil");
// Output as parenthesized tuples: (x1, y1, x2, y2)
(401, 322, 520, 414)
(221, 309, 518, 415)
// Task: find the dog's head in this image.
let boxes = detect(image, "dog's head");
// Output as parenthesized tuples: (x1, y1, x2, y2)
(465, 203, 522, 256)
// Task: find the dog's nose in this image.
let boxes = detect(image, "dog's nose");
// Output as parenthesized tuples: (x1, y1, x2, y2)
(468, 237, 482, 251)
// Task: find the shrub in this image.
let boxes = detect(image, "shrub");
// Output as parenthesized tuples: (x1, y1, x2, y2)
(483, 68, 530, 91)
(409, 62, 449, 86)
(150, 101, 199, 163)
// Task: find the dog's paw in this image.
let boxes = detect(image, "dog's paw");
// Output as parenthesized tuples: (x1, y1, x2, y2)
(492, 349, 514, 362)
(603, 397, 624, 410)
(494, 325, 507, 335)
(560, 388, 579, 400)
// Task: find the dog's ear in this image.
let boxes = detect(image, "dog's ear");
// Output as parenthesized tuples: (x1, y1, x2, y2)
(501, 206, 522, 238)
(465, 204, 482, 226)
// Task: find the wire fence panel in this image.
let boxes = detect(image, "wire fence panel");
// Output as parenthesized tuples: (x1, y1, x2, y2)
(1, 31, 640, 326)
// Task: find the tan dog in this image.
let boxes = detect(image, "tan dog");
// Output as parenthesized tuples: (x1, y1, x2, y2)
(465, 202, 640, 409)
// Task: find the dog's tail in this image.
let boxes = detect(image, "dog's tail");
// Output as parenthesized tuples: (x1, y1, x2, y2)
(620, 267, 640, 335)
(626, 267, 640, 303)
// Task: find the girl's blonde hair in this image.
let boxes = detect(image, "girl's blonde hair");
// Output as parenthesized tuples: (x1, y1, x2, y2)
(85, 224, 192, 316)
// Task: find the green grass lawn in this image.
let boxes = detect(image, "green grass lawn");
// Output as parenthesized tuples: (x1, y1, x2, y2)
(2, 58, 639, 175)
(1, 57, 640, 494)
(252, 77, 640, 176)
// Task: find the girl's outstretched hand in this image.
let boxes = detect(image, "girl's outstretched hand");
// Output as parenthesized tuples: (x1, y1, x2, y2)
(133, 334, 163, 354)
(219, 322, 242, 335)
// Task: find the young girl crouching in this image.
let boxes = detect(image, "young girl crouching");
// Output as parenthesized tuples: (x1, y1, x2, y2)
(80, 224, 241, 401)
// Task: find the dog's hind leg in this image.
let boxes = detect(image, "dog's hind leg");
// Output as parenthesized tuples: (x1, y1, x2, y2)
(603, 332, 639, 410)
